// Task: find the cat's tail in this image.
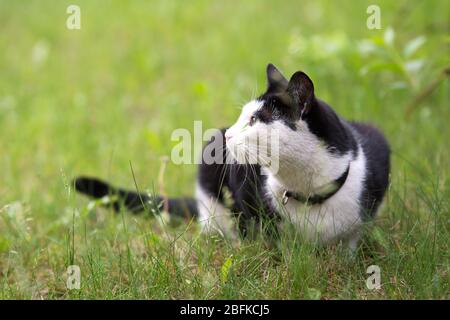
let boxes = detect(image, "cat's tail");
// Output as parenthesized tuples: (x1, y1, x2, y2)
(73, 176, 198, 219)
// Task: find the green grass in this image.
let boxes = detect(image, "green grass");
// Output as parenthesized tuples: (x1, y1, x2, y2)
(0, 0, 448, 299)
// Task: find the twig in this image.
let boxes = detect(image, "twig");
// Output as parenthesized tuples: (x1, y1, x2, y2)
(405, 65, 450, 119)
(158, 156, 170, 213)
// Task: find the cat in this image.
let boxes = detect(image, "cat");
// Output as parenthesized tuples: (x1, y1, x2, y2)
(74, 64, 390, 249)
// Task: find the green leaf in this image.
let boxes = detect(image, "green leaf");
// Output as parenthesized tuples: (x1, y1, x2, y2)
(357, 40, 378, 55)
(405, 59, 424, 73)
(384, 27, 395, 46)
(360, 62, 403, 76)
(403, 36, 426, 58)
(220, 256, 233, 283)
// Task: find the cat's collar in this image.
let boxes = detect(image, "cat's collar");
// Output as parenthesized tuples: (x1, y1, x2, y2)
(281, 164, 350, 206)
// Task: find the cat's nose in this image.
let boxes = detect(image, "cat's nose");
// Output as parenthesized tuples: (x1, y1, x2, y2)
(225, 131, 233, 141)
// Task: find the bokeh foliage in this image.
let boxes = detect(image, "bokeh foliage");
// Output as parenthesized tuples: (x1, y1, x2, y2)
(0, 0, 448, 299)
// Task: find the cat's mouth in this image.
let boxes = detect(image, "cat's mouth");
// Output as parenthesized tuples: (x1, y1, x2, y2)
(226, 138, 275, 169)
(226, 139, 250, 164)
(225, 139, 244, 164)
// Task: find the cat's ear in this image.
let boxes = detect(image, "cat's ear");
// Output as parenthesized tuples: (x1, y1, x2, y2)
(286, 71, 315, 117)
(266, 63, 288, 92)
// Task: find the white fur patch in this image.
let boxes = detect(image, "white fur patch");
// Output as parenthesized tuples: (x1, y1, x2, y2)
(225, 100, 263, 144)
(262, 119, 353, 192)
(265, 144, 366, 245)
(226, 99, 279, 169)
(195, 183, 237, 239)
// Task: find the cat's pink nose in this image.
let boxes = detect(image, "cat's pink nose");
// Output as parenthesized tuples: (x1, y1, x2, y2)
(225, 131, 233, 141)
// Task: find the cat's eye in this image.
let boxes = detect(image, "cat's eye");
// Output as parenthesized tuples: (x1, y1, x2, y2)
(249, 116, 257, 126)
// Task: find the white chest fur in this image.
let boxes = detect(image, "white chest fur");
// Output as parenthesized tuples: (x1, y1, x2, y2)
(264, 145, 367, 245)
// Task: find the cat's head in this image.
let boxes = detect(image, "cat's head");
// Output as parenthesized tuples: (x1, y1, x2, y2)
(225, 64, 352, 182)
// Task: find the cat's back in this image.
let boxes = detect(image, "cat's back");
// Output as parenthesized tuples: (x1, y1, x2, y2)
(349, 121, 390, 219)
(350, 121, 390, 163)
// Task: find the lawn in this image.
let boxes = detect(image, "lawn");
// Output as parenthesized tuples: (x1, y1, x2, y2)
(0, 0, 448, 299)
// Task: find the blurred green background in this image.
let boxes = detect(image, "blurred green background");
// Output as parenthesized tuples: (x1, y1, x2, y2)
(0, 0, 448, 299)
(1, 0, 448, 199)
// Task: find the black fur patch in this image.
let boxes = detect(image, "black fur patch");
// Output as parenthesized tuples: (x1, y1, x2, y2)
(350, 122, 391, 220)
(303, 99, 358, 155)
(254, 88, 357, 155)
(73, 176, 197, 218)
(254, 95, 298, 131)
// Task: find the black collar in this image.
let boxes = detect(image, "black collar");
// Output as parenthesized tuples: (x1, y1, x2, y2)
(281, 164, 350, 206)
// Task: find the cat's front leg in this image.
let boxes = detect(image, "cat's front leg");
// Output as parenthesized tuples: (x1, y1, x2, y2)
(196, 184, 238, 240)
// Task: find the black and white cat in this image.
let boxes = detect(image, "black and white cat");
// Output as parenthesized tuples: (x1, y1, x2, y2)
(75, 64, 390, 249)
